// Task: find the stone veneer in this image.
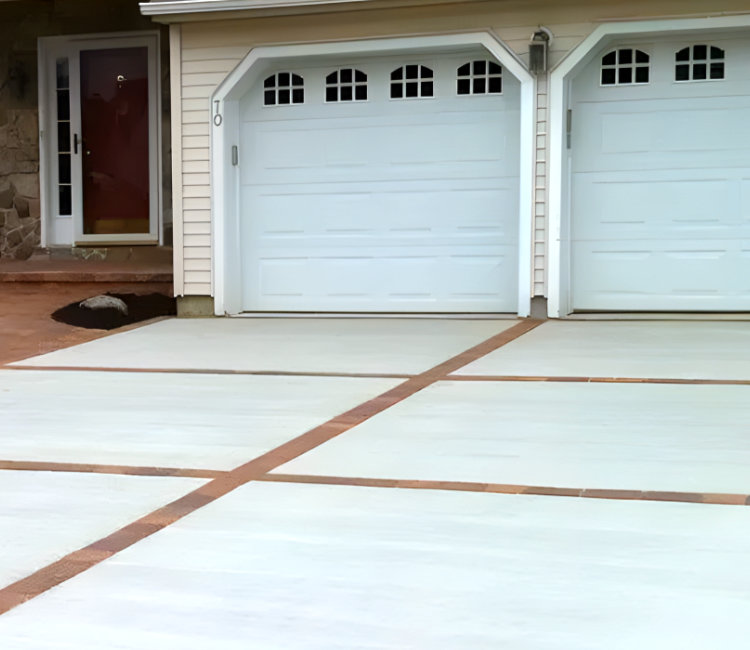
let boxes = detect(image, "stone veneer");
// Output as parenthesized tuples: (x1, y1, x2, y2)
(0, 109, 40, 259)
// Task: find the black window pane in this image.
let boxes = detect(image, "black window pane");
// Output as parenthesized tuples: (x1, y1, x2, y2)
(618, 67, 632, 84)
(339, 68, 352, 83)
(458, 63, 470, 76)
(292, 74, 303, 86)
(457, 78, 471, 95)
(693, 63, 707, 80)
(675, 47, 690, 62)
(57, 122, 70, 152)
(489, 61, 502, 74)
(56, 91, 69, 121)
(264, 75, 275, 88)
(711, 46, 725, 60)
(421, 81, 433, 97)
(58, 154, 71, 184)
(635, 50, 649, 63)
(292, 88, 304, 104)
(488, 77, 502, 93)
(325, 86, 337, 102)
(405, 81, 418, 97)
(473, 60, 486, 75)
(421, 66, 433, 79)
(355, 85, 367, 101)
(618, 49, 632, 64)
(355, 70, 366, 82)
(635, 66, 649, 83)
(675, 64, 690, 81)
(693, 44, 707, 60)
(473, 77, 486, 94)
(405, 64, 418, 79)
(710, 62, 725, 79)
(391, 67, 403, 80)
(264, 90, 275, 105)
(602, 52, 616, 65)
(341, 86, 353, 101)
(278, 72, 290, 86)
(391, 83, 403, 98)
(601, 68, 616, 85)
(59, 184, 71, 216)
(56, 58, 69, 89)
(278, 89, 290, 104)
(326, 72, 337, 84)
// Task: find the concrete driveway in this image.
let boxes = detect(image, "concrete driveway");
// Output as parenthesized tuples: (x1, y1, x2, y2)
(2, 317, 750, 648)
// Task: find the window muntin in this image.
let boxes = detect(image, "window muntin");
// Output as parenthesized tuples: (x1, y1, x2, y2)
(600, 49, 650, 86)
(263, 72, 304, 106)
(457, 60, 502, 95)
(55, 58, 72, 216)
(675, 45, 725, 82)
(390, 65, 433, 99)
(325, 68, 367, 102)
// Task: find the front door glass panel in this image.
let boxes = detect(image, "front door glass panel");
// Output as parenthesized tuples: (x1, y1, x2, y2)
(80, 47, 149, 235)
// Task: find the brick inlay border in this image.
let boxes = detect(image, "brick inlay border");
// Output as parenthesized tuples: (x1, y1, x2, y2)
(261, 474, 750, 507)
(0, 460, 225, 480)
(0, 318, 542, 615)
(445, 374, 750, 386)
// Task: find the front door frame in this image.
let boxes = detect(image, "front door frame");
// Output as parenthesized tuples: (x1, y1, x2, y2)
(38, 31, 162, 247)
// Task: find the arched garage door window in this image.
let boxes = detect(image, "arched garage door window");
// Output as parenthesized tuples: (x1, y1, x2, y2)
(600, 49, 650, 86)
(675, 45, 725, 81)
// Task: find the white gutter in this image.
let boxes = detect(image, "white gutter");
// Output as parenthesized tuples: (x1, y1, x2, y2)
(139, 0, 375, 16)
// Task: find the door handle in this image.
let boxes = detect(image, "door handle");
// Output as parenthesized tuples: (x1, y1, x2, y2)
(73, 133, 79, 154)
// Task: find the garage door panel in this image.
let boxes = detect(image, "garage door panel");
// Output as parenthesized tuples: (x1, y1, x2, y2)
(571, 35, 750, 311)
(574, 100, 750, 172)
(573, 239, 750, 311)
(239, 52, 520, 313)
(254, 249, 516, 312)
(572, 174, 750, 240)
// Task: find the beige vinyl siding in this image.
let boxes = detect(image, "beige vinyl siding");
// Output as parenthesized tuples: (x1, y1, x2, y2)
(175, 0, 750, 298)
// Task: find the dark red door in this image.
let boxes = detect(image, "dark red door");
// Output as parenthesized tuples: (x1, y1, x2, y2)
(80, 47, 149, 235)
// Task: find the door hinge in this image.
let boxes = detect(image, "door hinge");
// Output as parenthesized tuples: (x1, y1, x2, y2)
(231, 145, 239, 166)
(566, 109, 572, 149)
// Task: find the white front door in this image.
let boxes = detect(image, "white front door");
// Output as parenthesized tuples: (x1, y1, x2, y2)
(570, 34, 750, 311)
(238, 51, 520, 313)
(39, 34, 160, 247)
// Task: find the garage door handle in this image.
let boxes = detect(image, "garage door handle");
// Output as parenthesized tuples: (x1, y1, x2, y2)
(232, 145, 239, 166)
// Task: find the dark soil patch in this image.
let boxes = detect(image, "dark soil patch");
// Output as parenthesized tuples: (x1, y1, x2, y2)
(52, 293, 176, 330)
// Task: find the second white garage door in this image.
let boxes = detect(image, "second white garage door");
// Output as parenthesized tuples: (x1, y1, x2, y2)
(238, 51, 520, 313)
(570, 34, 750, 312)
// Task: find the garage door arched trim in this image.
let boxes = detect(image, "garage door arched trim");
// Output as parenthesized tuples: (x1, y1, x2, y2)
(210, 32, 534, 316)
(548, 14, 750, 317)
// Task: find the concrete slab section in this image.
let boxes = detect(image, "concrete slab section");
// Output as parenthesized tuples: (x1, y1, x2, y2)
(455, 320, 750, 379)
(0, 470, 203, 590)
(0, 370, 400, 470)
(1, 482, 749, 649)
(276, 380, 750, 494)
(11, 317, 515, 375)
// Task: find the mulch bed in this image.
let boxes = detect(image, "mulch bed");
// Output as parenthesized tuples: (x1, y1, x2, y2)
(51, 293, 176, 330)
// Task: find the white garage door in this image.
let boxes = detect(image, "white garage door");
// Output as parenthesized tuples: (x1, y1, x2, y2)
(239, 51, 520, 313)
(570, 35, 750, 311)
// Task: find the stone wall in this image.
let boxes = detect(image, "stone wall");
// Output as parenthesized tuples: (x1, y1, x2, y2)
(0, 0, 170, 259)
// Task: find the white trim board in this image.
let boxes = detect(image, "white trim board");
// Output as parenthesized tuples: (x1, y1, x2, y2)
(209, 32, 535, 317)
(547, 14, 750, 317)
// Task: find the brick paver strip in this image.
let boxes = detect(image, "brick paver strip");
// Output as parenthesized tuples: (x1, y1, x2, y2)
(0, 318, 542, 615)
(445, 374, 750, 385)
(6, 365, 413, 380)
(0, 460, 225, 480)
(262, 474, 750, 507)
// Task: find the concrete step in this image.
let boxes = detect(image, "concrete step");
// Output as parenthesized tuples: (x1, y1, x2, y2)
(0, 247, 173, 283)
